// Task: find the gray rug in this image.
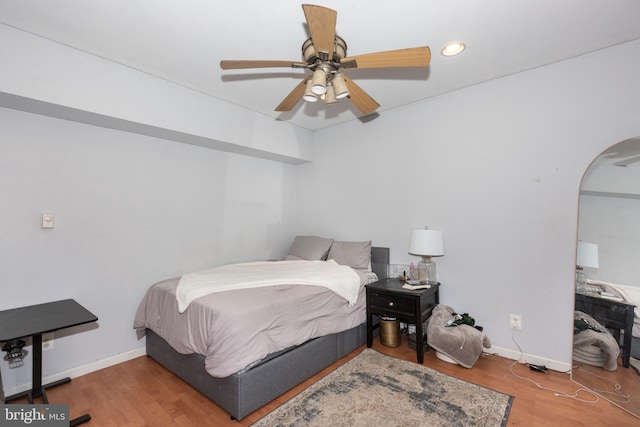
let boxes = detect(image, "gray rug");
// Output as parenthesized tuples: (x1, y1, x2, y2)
(251, 348, 513, 426)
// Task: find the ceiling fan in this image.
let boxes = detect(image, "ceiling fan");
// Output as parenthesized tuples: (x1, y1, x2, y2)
(220, 4, 431, 115)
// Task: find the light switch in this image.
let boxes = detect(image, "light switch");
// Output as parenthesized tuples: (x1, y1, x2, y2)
(41, 213, 55, 229)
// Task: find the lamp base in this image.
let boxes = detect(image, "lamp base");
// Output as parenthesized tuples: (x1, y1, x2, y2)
(417, 257, 437, 284)
(576, 266, 587, 293)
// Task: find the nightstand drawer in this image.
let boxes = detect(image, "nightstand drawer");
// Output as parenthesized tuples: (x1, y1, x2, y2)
(369, 292, 414, 317)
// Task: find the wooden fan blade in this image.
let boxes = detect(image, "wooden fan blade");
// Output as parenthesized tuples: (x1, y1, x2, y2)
(341, 46, 431, 70)
(220, 60, 307, 70)
(302, 4, 337, 61)
(341, 74, 380, 115)
(275, 77, 310, 112)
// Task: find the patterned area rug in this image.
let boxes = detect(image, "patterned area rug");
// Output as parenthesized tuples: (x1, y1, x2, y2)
(251, 348, 513, 426)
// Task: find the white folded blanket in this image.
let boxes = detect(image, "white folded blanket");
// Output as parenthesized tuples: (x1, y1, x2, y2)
(176, 259, 360, 313)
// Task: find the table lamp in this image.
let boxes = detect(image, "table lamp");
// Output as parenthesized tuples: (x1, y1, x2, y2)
(409, 227, 444, 284)
(576, 241, 599, 293)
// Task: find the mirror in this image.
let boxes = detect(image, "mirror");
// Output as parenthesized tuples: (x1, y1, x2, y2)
(573, 137, 640, 418)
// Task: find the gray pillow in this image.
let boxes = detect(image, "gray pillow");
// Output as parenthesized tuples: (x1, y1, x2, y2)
(327, 240, 372, 270)
(287, 236, 334, 260)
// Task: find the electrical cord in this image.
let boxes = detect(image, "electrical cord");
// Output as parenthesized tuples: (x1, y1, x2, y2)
(508, 329, 600, 404)
(571, 363, 630, 404)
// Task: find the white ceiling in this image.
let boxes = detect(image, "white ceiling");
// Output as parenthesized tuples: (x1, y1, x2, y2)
(2, 0, 640, 131)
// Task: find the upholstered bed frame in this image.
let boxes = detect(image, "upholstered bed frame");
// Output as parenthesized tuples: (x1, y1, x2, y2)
(145, 247, 389, 420)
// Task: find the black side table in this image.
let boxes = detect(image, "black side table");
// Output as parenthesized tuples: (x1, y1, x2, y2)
(0, 299, 98, 426)
(366, 278, 440, 363)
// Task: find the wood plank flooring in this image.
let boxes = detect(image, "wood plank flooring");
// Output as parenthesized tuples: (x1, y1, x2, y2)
(12, 335, 640, 426)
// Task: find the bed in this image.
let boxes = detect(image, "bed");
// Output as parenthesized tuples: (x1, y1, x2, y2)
(134, 237, 389, 420)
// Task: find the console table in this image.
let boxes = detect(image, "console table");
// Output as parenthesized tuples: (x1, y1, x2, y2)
(366, 278, 440, 363)
(0, 299, 98, 425)
(575, 292, 635, 368)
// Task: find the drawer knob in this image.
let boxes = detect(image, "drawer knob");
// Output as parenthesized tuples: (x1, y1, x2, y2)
(388, 301, 394, 307)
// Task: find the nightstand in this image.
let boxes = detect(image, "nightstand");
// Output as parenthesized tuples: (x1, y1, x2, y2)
(366, 278, 440, 363)
(575, 292, 635, 368)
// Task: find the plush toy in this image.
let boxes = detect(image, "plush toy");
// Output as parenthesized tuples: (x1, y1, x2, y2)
(446, 312, 483, 331)
(574, 317, 602, 334)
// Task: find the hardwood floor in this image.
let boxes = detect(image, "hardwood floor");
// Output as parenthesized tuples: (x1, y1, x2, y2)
(13, 335, 640, 426)
(571, 359, 640, 418)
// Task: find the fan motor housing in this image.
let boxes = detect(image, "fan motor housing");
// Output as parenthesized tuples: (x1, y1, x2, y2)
(302, 36, 347, 66)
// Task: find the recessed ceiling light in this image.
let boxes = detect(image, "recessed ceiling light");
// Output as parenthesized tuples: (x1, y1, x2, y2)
(441, 42, 466, 57)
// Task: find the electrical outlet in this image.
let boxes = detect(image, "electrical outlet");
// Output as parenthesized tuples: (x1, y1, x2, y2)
(510, 314, 522, 330)
(42, 332, 55, 350)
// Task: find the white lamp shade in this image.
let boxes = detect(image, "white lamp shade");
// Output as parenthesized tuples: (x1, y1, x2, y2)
(311, 69, 327, 95)
(577, 241, 599, 268)
(409, 229, 444, 257)
(303, 80, 318, 102)
(332, 74, 350, 99)
(324, 84, 338, 104)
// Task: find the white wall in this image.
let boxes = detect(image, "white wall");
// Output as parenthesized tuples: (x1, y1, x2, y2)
(582, 162, 640, 196)
(579, 194, 640, 285)
(297, 39, 640, 367)
(579, 160, 640, 284)
(0, 107, 298, 392)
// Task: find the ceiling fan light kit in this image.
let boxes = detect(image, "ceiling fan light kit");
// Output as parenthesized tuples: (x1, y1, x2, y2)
(220, 4, 432, 116)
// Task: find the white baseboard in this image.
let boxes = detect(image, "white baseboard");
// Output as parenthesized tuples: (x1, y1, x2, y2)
(485, 344, 571, 373)
(3, 346, 147, 398)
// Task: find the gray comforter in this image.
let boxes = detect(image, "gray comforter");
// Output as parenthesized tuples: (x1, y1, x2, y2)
(134, 269, 372, 378)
